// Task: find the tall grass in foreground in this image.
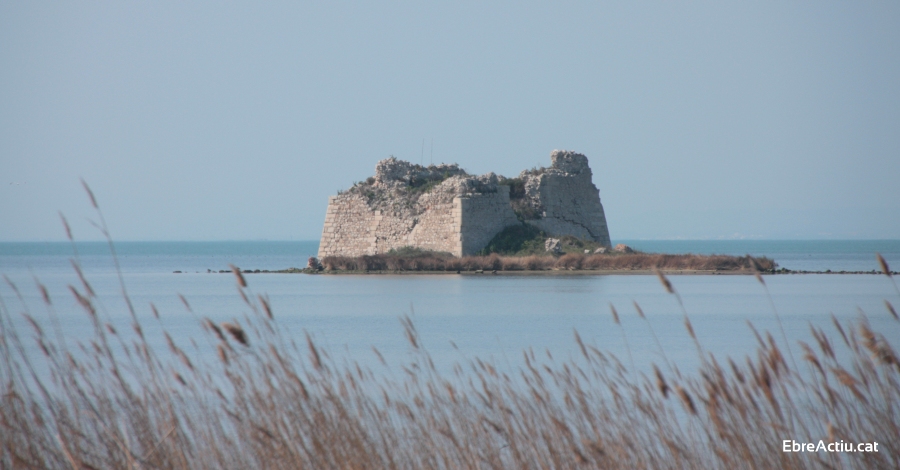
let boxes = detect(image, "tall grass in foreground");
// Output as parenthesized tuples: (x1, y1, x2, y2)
(1, 187, 896, 469)
(2, 266, 898, 469)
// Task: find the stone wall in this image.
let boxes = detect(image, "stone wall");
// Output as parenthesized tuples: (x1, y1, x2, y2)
(318, 194, 385, 258)
(405, 194, 462, 255)
(317, 150, 611, 258)
(318, 169, 519, 258)
(458, 188, 520, 255)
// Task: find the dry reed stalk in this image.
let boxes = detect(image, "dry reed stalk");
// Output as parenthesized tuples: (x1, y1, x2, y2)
(655, 269, 674, 294)
(654, 365, 669, 399)
(258, 294, 273, 320)
(675, 386, 697, 415)
(886, 301, 898, 321)
(230, 264, 247, 288)
(221, 322, 248, 346)
(877, 253, 891, 277)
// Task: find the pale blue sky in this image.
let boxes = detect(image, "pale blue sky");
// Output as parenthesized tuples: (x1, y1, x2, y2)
(2, 2, 898, 241)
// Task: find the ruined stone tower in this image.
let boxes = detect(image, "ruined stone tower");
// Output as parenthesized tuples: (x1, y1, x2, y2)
(317, 150, 611, 258)
(517, 151, 612, 245)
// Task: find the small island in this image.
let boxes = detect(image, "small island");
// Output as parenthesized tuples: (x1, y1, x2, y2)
(312, 150, 774, 274)
(308, 248, 775, 275)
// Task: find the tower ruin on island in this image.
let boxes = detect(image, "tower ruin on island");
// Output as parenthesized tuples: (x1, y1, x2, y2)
(317, 150, 611, 258)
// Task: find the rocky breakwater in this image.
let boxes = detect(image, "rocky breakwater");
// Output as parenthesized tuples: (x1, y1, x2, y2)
(318, 150, 612, 258)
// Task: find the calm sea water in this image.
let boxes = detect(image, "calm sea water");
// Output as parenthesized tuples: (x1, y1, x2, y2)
(1, 240, 898, 378)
